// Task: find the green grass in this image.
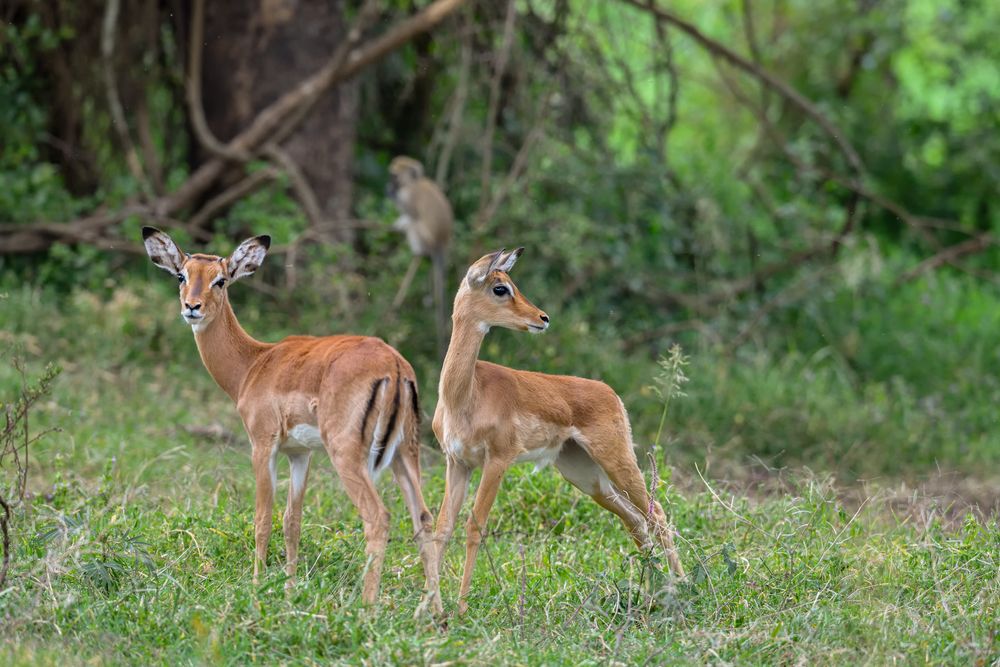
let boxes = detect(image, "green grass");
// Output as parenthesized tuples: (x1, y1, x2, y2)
(2, 419, 997, 664)
(1, 275, 998, 664)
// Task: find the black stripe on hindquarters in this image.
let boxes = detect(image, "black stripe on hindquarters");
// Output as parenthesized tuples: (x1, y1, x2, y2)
(372, 364, 402, 470)
(360, 377, 386, 445)
(405, 378, 421, 426)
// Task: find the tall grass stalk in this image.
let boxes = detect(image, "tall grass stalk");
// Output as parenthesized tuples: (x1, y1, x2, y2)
(650, 344, 689, 481)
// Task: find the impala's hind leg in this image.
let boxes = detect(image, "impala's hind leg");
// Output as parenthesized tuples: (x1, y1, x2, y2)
(555, 439, 652, 548)
(283, 451, 312, 589)
(557, 437, 684, 577)
(325, 432, 390, 605)
(599, 451, 685, 578)
(391, 447, 438, 615)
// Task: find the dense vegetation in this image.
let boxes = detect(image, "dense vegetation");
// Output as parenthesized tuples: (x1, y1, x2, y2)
(2, 0, 998, 663)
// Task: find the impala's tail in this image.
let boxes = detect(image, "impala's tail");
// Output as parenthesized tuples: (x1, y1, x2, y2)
(359, 362, 420, 480)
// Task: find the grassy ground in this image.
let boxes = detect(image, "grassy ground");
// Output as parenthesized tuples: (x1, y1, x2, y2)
(1, 279, 998, 665)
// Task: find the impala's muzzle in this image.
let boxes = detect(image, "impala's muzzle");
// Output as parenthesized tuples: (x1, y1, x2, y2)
(182, 302, 203, 324)
(528, 312, 549, 334)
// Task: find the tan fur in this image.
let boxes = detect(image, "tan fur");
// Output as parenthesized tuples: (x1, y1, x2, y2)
(142, 227, 437, 606)
(387, 155, 454, 356)
(428, 249, 685, 615)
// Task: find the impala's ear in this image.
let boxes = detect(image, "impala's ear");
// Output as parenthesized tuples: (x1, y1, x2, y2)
(142, 226, 186, 276)
(466, 248, 505, 286)
(494, 247, 524, 274)
(227, 235, 271, 282)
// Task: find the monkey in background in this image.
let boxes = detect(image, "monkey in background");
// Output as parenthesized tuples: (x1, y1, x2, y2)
(386, 156, 454, 357)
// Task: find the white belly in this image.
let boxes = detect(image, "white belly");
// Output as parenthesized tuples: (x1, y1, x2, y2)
(283, 424, 325, 452)
(515, 443, 563, 471)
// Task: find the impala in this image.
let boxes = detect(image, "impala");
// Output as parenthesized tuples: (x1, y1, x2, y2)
(141, 227, 437, 605)
(429, 248, 685, 614)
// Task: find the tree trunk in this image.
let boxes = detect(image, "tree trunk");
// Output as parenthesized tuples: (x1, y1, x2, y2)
(200, 0, 358, 231)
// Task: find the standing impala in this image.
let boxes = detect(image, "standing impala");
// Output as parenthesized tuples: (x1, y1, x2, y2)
(429, 248, 684, 614)
(141, 227, 437, 605)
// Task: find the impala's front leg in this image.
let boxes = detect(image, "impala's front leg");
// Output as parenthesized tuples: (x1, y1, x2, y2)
(433, 457, 471, 579)
(458, 457, 508, 615)
(252, 444, 277, 584)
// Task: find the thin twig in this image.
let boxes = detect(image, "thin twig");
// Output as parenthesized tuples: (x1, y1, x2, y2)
(101, 0, 151, 194)
(187, 168, 280, 230)
(896, 233, 995, 285)
(262, 145, 325, 231)
(434, 15, 472, 186)
(0, 495, 10, 589)
(473, 0, 518, 245)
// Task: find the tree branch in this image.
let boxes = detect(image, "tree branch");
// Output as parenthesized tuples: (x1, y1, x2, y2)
(186, 0, 249, 162)
(622, 0, 864, 175)
(896, 233, 996, 285)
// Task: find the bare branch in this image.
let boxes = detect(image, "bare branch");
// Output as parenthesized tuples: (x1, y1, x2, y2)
(187, 167, 280, 230)
(622, 0, 864, 175)
(896, 233, 996, 285)
(262, 145, 325, 231)
(186, 0, 249, 162)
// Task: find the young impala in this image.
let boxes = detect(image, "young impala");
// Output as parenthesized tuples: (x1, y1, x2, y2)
(429, 248, 685, 614)
(141, 227, 437, 605)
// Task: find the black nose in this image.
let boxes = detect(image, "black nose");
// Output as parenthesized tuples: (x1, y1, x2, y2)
(540, 314, 549, 323)
(184, 303, 201, 311)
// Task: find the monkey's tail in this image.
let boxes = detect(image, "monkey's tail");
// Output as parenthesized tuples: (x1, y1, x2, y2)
(431, 252, 448, 359)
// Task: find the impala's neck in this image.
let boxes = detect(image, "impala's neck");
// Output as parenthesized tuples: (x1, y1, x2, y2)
(439, 312, 488, 413)
(192, 295, 270, 401)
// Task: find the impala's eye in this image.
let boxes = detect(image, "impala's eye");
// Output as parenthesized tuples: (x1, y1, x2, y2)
(177, 274, 186, 284)
(213, 278, 226, 289)
(492, 284, 509, 297)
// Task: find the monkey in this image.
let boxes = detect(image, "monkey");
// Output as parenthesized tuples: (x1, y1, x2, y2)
(386, 155, 454, 357)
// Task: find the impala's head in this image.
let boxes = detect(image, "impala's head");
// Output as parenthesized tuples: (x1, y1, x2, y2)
(141, 226, 270, 332)
(457, 248, 549, 334)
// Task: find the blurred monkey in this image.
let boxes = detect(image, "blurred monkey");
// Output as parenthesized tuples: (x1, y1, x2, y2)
(387, 156, 454, 356)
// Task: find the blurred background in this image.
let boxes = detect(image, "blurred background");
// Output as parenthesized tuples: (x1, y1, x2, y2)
(2, 0, 998, 503)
